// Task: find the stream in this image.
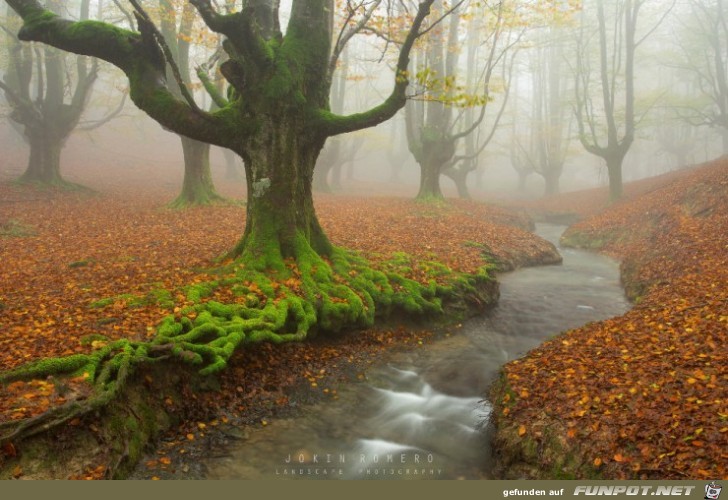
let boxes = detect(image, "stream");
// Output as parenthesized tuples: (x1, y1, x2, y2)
(151, 224, 630, 480)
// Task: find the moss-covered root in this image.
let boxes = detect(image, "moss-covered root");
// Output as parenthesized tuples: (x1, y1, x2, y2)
(0, 238, 495, 448)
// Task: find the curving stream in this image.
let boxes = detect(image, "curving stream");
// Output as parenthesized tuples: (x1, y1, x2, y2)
(167, 224, 630, 480)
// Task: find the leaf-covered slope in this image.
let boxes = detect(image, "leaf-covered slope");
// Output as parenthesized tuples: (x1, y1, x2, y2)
(491, 157, 728, 479)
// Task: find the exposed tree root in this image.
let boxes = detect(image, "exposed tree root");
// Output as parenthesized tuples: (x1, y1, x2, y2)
(0, 245, 496, 448)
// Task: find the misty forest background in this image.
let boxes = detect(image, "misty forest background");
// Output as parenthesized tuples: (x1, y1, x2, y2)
(1, 0, 726, 199)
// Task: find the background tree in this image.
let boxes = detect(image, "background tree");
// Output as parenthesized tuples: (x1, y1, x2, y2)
(572, 0, 672, 201)
(157, 0, 224, 207)
(671, 0, 728, 154)
(0, 0, 98, 187)
(405, 0, 520, 200)
(312, 45, 348, 193)
(515, 25, 572, 196)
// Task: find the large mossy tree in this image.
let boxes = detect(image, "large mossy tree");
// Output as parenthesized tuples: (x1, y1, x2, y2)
(0, 2, 508, 455)
(5, 0, 434, 259)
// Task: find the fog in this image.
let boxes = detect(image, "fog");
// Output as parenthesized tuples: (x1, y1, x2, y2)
(1, 0, 726, 201)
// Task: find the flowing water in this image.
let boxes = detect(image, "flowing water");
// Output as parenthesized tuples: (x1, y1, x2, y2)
(187, 224, 630, 480)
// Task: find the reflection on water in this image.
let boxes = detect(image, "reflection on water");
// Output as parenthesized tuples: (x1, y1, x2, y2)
(197, 224, 630, 479)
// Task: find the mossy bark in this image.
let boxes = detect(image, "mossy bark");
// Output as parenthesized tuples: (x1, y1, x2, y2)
(417, 158, 445, 199)
(229, 117, 331, 263)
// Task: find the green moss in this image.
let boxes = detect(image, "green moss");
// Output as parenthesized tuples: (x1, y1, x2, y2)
(90, 297, 115, 309)
(0, 219, 37, 238)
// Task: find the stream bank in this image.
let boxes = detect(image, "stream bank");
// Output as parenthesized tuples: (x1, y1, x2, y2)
(128, 224, 628, 480)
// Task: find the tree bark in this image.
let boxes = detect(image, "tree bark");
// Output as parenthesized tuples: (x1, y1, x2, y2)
(18, 130, 64, 185)
(170, 137, 223, 207)
(606, 155, 624, 201)
(227, 118, 332, 264)
(543, 168, 561, 196)
(417, 158, 445, 199)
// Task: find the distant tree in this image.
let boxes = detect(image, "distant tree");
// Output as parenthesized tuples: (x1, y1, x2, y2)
(442, 10, 481, 199)
(671, 0, 728, 154)
(0, 0, 98, 187)
(154, 0, 225, 207)
(406, 1, 522, 200)
(516, 27, 572, 196)
(312, 45, 348, 193)
(572, 0, 673, 201)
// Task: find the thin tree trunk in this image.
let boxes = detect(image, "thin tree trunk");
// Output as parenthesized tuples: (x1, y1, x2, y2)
(606, 155, 624, 201)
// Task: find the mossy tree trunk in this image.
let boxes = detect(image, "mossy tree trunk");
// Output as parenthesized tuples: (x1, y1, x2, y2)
(229, 116, 332, 264)
(19, 129, 64, 184)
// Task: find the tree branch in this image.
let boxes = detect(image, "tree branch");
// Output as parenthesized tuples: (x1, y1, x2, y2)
(4, 0, 238, 149)
(318, 0, 436, 136)
(127, 0, 203, 115)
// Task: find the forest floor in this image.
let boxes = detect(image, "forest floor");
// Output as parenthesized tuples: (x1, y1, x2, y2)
(0, 167, 557, 479)
(491, 156, 727, 480)
(1, 156, 725, 480)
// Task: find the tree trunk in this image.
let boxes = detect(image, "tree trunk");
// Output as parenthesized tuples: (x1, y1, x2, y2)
(444, 169, 471, 199)
(18, 131, 65, 185)
(417, 160, 444, 199)
(170, 137, 223, 207)
(228, 122, 331, 264)
(517, 171, 528, 193)
(543, 170, 560, 196)
(606, 155, 624, 201)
